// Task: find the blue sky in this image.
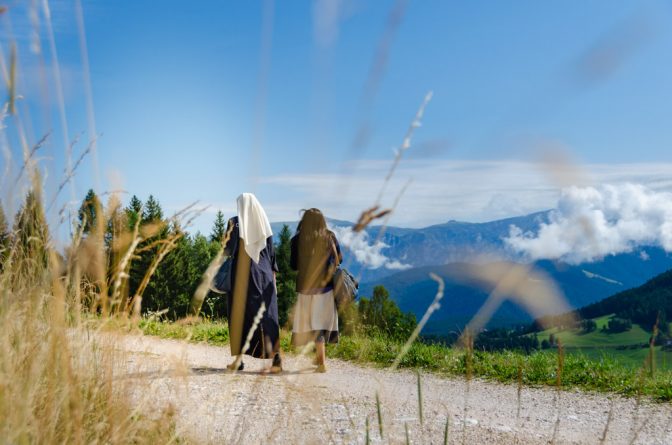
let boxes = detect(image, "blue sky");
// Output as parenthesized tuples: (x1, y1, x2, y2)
(2, 0, 672, 236)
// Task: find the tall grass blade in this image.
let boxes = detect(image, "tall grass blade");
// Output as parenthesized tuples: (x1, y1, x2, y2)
(599, 398, 614, 445)
(376, 391, 384, 438)
(514, 358, 523, 444)
(551, 339, 564, 445)
(390, 273, 444, 370)
(365, 415, 370, 445)
(648, 312, 660, 377)
(417, 370, 424, 426)
(462, 331, 473, 445)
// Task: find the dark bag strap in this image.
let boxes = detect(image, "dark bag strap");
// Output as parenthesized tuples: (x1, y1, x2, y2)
(329, 239, 341, 269)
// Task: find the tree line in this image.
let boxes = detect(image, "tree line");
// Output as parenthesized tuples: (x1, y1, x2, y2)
(1, 188, 417, 339)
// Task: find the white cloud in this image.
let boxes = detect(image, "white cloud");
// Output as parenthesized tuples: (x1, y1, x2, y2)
(504, 183, 672, 264)
(385, 260, 413, 271)
(258, 160, 672, 228)
(331, 225, 411, 270)
(179, 160, 672, 235)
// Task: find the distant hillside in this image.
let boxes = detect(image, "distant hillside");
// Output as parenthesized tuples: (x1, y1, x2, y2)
(523, 269, 672, 369)
(360, 250, 672, 335)
(527, 314, 672, 370)
(579, 268, 672, 328)
(270, 212, 672, 334)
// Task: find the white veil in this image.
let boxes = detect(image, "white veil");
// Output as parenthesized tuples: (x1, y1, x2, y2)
(236, 193, 273, 264)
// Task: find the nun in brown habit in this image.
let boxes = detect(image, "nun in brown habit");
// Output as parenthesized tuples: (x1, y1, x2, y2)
(224, 193, 281, 373)
(290, 208, 342, 373)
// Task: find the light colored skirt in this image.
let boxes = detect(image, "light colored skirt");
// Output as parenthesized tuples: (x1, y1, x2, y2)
(292, 290, 339, 345)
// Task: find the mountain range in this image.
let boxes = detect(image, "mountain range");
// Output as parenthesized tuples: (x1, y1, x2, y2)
(272, 212, 672, 335)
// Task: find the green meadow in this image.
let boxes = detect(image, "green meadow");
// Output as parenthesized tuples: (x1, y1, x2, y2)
(534, 315, 672, 370)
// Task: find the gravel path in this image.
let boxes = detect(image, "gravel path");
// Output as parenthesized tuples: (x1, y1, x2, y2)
(117, 334, 672, 444)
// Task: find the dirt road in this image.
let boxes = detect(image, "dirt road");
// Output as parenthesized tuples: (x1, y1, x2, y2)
(117, 334, 672, 444)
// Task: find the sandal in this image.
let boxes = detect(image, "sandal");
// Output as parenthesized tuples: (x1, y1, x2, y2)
(226, 361, 244, 371)
(270, 354, 283, 374)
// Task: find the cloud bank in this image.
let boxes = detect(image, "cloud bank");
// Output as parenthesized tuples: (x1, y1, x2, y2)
(186, 160, 672, 236)
(504, 183, 672, 264)
(258, 160, 672, 228)
(330, 225, 411, 271)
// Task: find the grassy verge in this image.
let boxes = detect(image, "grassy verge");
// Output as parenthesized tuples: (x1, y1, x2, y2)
(136, 318, 672, 402)
(329, 334, 672, 401)
(138, 318, 231, 345)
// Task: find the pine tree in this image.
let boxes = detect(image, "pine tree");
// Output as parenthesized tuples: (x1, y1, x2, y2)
(142, 195, 163, 223)
(275, 224, 297, 327)
(210, 210, 227, 243)
(125, 195, 143, 229)
(78, 189, 102, 235)
(131, 195, 169, 315)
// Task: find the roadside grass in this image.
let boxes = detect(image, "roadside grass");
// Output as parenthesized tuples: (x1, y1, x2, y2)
(135, 318, 672, 402)
(329, 333, 672, 401)
(571, 346, 672, 371)
(1, 264, 180, 444)
(138, 318, 231, 346)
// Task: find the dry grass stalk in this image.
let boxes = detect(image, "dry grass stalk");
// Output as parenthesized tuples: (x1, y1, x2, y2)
(231, 301, 267, 373)
(374, 90, 433, 206)
(417, 370, 424, 426)
(7, 42, 16, 114)
(460, 262, 574, 344)
(462, 330, 473, 445)
(629, 367, 646, 444)
(74, 0, 101, 185)
(648, 312, 660, 377)
(13, 132, 50, 187)
(390, 273, 444, 370)
(352, 205, 392, 233)
(47, 135, 98, 212)
(629, 411, 652, 445)
(110, 218, 142, 314)
(516, 358, 523, 420)
(599, 398, 615, 445)
(43, 0, 78, 204)
(348, 179, 412, 289)
(375, 390, 384, 438)
(127, 230, 184, 315)
(1, 190, 177, 444)
(513, 358, 524, 445)
(556, 339, 564, 388)
(551, 339, 564, 445)
(189, 217, 234, 316)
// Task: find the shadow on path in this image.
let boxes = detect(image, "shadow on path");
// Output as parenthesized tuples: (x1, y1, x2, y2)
(119, 366, 319, 380)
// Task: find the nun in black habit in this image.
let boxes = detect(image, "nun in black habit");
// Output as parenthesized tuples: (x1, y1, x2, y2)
(224, 193, 281, 373)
